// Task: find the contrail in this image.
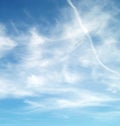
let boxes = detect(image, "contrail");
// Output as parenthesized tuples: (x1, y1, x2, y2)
(10, 20, 19, 34)
(67, 0, 120, 77)
(23, 9, 35, 21)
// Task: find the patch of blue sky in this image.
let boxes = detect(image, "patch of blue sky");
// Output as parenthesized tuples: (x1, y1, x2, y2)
(0, 0, 67, 35)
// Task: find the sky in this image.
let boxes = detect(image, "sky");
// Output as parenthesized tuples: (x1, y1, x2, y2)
(0, 0, 120, 125)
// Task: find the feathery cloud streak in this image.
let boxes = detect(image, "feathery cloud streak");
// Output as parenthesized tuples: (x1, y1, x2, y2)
(0, 0, 120, 119)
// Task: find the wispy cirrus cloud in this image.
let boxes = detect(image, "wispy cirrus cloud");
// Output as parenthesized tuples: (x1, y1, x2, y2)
(0, 0, 120, 119)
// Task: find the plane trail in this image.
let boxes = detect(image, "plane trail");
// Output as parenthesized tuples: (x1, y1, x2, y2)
(10, 20, 19, 34)
(67, 0, 120, 77)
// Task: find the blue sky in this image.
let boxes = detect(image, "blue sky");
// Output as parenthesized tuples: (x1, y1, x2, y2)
(0, 0, 120, 126)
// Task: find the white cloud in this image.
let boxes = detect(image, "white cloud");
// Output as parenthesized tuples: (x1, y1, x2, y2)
(62, 67, 83, 84)
(29, 28, 46, 46)
(0, 0, 120, 117)
(0, 25, 16, 58)
(26, 74, 45, 89)
(24, 90, 118, 111)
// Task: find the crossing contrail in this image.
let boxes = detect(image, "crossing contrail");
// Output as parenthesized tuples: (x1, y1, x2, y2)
(10, 20, 19, 34)
(67, 0, 120, 77)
